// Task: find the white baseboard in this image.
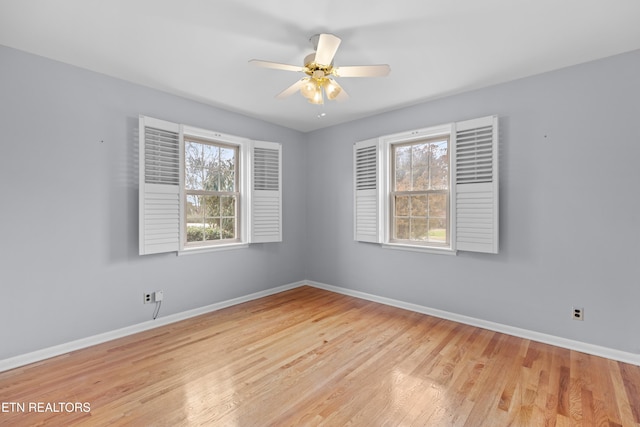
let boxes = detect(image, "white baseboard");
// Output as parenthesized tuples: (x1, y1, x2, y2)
(3, 279, 638, 373)
(306, 281, 640, 366)
(0, 281, 305, 373)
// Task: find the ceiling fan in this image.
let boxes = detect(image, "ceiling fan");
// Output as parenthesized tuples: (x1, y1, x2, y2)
(249, 33, 391, 105)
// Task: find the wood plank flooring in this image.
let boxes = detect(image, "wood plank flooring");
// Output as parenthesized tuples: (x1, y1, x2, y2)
(1, 286, 639, 426)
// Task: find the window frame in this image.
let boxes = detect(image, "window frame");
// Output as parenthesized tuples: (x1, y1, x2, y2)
(178, 125, 250, 254)
(389, 136, 451, 248)
(183, 136, 241, 248)
(380, 123, 456, 255)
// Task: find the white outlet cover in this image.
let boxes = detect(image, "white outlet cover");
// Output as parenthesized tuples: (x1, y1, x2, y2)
(572, 307, 584, 320)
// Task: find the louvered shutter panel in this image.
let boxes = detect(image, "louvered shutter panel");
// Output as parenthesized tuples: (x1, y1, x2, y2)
(139, 116, 181, 255)
(251, 140, 282, 243)
(354, 138, 381, 243)
(454, 115, 499, 254)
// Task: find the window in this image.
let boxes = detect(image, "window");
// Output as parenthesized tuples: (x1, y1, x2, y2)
(354, 115, 499, 254)
(391, 137, 450, 247)
(139, 116, 282, 255)
(184, 139, 239, 246)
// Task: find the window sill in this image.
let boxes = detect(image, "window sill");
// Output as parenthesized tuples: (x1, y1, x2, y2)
(382, 242, 457, 256)
(178, 243, 249, 256)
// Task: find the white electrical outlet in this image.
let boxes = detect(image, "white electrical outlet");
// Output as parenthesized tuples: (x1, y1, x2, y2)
(143, 291, 163, 304)
(572, 307, 584, 321)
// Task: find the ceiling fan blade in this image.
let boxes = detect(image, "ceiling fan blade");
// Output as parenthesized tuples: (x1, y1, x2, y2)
(334, 64, 391, 77)
(276, 79, 305, 99)
(249, 59, 304, 72)
(314, 33, 341, 66)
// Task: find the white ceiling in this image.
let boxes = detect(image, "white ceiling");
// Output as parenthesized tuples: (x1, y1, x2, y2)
(1, 0, 639, 132)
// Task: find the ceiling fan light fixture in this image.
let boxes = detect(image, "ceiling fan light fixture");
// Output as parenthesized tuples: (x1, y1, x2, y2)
(308, 86, 324, 105)
(323, 79, 341, 100)
(300, 78, 317, 99)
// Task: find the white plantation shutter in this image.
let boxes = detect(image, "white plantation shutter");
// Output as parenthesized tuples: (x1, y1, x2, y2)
(251, 140, 282, 243)
(454, 116, 499, 254)
(139, 116, 181, 255)
(354, 138, 381, 243)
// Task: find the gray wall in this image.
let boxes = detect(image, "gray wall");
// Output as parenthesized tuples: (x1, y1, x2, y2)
(2, 44, 639, 360)
(0, 46, 308, 359)
(305, 49, 640, 354)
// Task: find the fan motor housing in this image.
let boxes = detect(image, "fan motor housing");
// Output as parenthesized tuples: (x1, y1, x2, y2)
(303, 53, 333, 77)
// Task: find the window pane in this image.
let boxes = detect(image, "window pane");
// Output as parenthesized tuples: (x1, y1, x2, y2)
(186, 142, 215, 191)
(186, 227, 204, 242)
(220, 146, 235, 164)
(221, 147, 236, 191)
(428, 193, 447, 218)
(395, 195, 409, 217)
(221, 196, 235, 216)
(204, 171, 220, 191)
(185, 142, 201, 168)
(395, 218, 409, 240)
(186, 195, 205, 243)
(220, 170, 235, 192)
(208, 146, 221, 188)
(428, 218, 447, 242)
(221, 218, 235, 239)
(411, 143, 429, 191)
(205, 219, 221, 241)
(410, 218, 428, 241)
(201, 144, 218, 167)
(430, 140, 449, 190)
(186, 195, 204, 224)
(410, 195, 427, 217)
(395, 146, 411, 191)
(185, 166, 204, 190)
(205, 196, 220, 217)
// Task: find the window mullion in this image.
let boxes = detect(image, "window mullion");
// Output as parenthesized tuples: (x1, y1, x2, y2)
(186, 189, 239, 196)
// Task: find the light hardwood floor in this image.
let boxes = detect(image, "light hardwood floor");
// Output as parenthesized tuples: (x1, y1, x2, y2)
(1, 286, 639, 426)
